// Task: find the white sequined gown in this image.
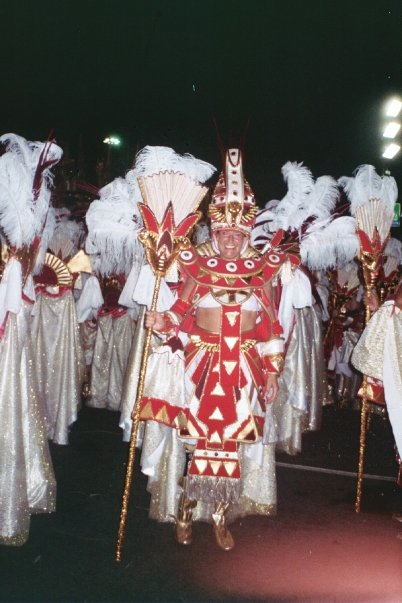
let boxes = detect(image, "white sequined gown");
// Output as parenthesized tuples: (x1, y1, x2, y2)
(32, 287, 85, 445)
(0, 300, 56, 545)
(274, 305, 329, 455)
(87, 309, 134, 411)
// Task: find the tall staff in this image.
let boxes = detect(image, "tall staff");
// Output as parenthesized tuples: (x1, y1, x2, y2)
(339, 165, 397, 512)
(115, 170, 209, 561)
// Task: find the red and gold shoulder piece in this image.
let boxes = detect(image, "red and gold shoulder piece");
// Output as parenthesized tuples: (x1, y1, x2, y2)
(261, 250, 296, 282)
(178, 245, 265, 289)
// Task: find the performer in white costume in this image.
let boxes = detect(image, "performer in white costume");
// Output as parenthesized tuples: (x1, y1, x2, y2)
(84, 175, 144, 411)
(0, 133, 61, 545)
(32, 208, 86, 444)
(352, 283, 402, 522)
(253, 163, 355, 454)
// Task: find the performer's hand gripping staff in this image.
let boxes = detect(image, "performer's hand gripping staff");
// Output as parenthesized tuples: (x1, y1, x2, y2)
(116, 172, 208, 561)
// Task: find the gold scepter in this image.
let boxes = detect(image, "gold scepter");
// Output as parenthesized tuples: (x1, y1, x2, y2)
(115, 171, 208, 562)
(339, 165, 396, 513)
(354, 222, 385, 513)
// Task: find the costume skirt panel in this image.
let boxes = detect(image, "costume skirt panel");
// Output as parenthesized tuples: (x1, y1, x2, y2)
(88, 311, 134, 411)
(274, 306, 327, 455)
(0, 303, 56, 545)
(32, 289, 85, 445)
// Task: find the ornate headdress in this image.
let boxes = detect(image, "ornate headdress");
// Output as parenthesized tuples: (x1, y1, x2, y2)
(208, 148, 258, 234)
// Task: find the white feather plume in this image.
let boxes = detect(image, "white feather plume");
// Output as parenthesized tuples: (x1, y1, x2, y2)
(300, 216, 359, 270)
(383, 237, 402, 276)
(0, 133, 62, 248)
(306, 175, 339, 220)
(132, 145, 216, 183)
(270, 162, 314, 232)
(251, 206, 276, 247)
(85, 176, 145, 277)
(49, 210, 86, 259)
(338, 164, 397, 215)
(384, 237, 402, 260)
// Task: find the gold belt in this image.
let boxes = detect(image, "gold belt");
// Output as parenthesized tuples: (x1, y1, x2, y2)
(190, 335, 257, 353)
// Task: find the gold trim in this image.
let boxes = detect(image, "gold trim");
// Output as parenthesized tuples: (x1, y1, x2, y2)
(42, 253, 73, 286)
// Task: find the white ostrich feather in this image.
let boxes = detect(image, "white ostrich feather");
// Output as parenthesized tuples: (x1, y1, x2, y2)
(338, 165, 397, 244)
(132, 145, 216, 183)
(300, 216, 359, 270)
(281, 161, 314, 201)
(339, 164, 397, 213)
(85, 176, 145, 277)
(0, 133, 62, 248)
(251, 206, 276, 246)
(384, 237, 402, 260)
(125, 146, 216, 206)
(49, 217, 86, 259)
(306, 175, 339, 220)
(383, 237, 402, 276)
(270, 162, 314, 232)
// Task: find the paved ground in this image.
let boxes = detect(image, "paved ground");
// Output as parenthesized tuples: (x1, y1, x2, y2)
(1, 405, 401, 603)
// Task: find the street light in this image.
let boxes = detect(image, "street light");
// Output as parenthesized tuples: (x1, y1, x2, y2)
(385, 98, 402, 118)
(382, 143, 400, 159)
(381, 97, 401, 162)
(382, 122, 401, 139)
(103, 136, 121, 146)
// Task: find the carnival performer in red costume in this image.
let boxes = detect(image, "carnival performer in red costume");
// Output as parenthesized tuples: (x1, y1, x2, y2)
(142, 149, 285, 550)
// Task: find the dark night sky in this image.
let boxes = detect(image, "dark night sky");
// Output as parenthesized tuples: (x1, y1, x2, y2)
(1, 0, 402, 201)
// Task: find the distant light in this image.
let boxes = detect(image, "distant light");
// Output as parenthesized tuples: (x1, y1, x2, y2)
(103, 136, 121, 146)
(385, 98, 402, 118)
(382, 143, 400, 159)
(383, 122, 401, 139)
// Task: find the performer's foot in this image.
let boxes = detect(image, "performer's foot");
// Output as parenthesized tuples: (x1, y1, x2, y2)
(173, 516, 194, 545)
(82, 381, 91, 398)
(171, 483, 197, 546)
(212, 503, 234, 551)
(392, 512, 402, 523)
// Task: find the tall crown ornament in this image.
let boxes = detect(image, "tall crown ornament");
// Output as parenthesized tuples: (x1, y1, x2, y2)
(208, 148, 258, 234)
(116, 146, 215, 562)
(339, 164, 398, 514)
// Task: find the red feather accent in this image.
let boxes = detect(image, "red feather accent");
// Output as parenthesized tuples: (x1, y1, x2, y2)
(175, 212, 200, 237)
(32, 134, 58, 201)
(138, 202, 159, 234)
(357, 229, 374, 253)
(160, 203, 174, 232)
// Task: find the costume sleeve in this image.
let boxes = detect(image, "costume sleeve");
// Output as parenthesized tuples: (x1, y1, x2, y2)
(256, 318, 285, 374)
(157, 277, 196, 334)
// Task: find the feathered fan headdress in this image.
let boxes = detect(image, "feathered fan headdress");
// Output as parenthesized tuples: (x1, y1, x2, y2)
(0, 133, 62, 249)
(338, 164, 397, 251)
(85, 176, 144, 278)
